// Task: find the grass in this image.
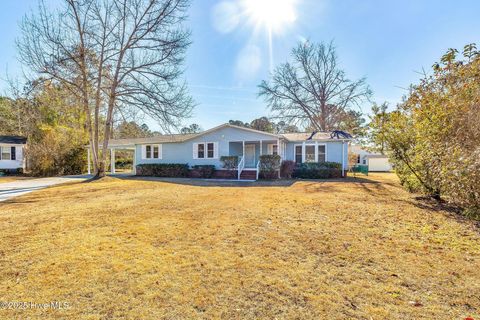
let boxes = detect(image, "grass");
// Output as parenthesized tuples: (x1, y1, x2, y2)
(0, 176, 30, 183)
(0, 173, 479, 319)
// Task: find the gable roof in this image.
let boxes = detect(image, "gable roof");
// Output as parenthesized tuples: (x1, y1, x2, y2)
(0, 136, 27, 144)
(106, 123, 351, 147)
(108, 133, 197, 147)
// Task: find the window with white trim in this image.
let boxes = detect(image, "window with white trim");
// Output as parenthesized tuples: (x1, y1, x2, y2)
(193, 142, 217, 159)
(294, 144, 327, 164)
(143, 144, 162, 159)
(317, 145, 326, 162)
(305, 145, 315, 162)
(207, 142, 214, 158)
(295, 145, 302, 164)
(0, 146, 11, 160)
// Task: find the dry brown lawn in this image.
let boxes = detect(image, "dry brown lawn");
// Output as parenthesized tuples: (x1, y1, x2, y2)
(0, 176, 30, 184)
(0, 173, 479, 319)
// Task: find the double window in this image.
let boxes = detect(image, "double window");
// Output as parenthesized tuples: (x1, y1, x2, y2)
(143, 144, 162, 159)
(294, 144, 326, 164)
(0, 146, 15, 161)
(194, 142, 217, 159)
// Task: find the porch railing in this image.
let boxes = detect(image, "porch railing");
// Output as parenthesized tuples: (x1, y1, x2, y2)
(256, 160, 260, 180)
(237, 155, 245, 180)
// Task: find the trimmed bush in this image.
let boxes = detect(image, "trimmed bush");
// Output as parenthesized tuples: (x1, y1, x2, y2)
(190, 165, 216, 178)
(280, 160, 296, 179)
(136, 163, 189, 177)
(259, 154, 281, 180)
(220, 156, 238, 170)
(115, 158, 133, 169)
(293, 162, 342, 179)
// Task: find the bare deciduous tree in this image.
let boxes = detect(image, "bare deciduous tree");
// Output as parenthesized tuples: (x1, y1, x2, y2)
(18, 0, 193, 177)
(259, 41, 371, 132)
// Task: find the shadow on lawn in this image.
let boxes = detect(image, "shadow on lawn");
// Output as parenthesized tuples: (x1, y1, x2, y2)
(118, 176, 298, 187)
(116, 174, 389, 189)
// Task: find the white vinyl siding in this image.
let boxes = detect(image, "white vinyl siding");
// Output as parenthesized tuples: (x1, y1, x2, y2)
(193, 142, 218, 159)
(141, 144, 162, 159)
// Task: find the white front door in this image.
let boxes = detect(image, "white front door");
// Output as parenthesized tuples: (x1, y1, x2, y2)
(245, 144, 256, 167)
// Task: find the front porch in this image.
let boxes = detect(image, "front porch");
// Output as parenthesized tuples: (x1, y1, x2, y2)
(228, 139, 285, 180)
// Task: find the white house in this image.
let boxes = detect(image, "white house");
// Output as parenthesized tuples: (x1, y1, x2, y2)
(350, 144, 392, 172)
(0, 136, 27, 172)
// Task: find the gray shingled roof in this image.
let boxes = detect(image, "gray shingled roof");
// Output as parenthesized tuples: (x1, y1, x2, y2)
(106, 124, 351, 147)
(0, 136, 27, 144)
(280, 132, 338, 141)
(108, 133, 198, 147)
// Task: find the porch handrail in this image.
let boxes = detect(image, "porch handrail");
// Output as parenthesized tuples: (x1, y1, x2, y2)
(237, 155, 245, 180)
(256, 160, 260, 180)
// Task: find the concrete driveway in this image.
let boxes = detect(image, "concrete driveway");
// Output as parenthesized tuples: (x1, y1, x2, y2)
(0, 176, 89, 202)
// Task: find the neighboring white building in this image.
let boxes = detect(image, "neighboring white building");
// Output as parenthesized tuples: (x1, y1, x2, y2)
(0, 136, 27, 172)
(350, 144, 392, 172)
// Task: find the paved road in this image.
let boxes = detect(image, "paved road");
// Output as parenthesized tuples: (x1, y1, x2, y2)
(0, 176, 89, 202)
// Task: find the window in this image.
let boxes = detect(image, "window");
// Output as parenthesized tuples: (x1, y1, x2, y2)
(194, 142, 217, 159)
(317, 145, 326, 163)
(295, 144, 327, 164)
(11, 147, 16, 160)
(198, 143, 205, 158)
(268, 144, 278, 155)
(1, 146, 11, 160)
(357, 154, 361, 164)
(305, 145, 315, 162)
(146, 145, 152, 159)
(143, 145, 161, 159)
(295, 145, 302, 163)
(207, 143, 214, 158)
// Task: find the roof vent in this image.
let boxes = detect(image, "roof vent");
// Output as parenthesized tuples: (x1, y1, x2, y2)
(330, 130, 352, 139)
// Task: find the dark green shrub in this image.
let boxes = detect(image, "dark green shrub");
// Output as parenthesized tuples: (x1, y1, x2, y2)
(280, 160, 296, 178)
(259, 154, 281, 179)
(115, 158, 133, 169)
(220, 156, 238, 170)
(191, 165, 216, 178)
(136, 163, 189, 177)
(293, 162, 342, 179)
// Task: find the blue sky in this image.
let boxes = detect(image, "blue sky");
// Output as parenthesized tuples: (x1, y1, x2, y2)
(1, 0, 480, 130)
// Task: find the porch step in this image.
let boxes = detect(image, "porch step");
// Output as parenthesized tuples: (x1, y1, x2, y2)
(240, 170, 257, 180)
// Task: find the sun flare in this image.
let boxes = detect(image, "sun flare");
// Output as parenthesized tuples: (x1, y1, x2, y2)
(242, 0, 297, 34)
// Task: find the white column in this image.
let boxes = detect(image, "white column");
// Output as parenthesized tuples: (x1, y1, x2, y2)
(87, 147, 91, 175)
(132, 147, 136, 175)
(260, 140, 263, 156)
(277, 138, 281, 178)
(342, 141, 345, 177)
(314, 141, 318, 163)
(110, 148, 116, 174)
(242, 141, 245, 157)
(302, 141, 306, 163)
